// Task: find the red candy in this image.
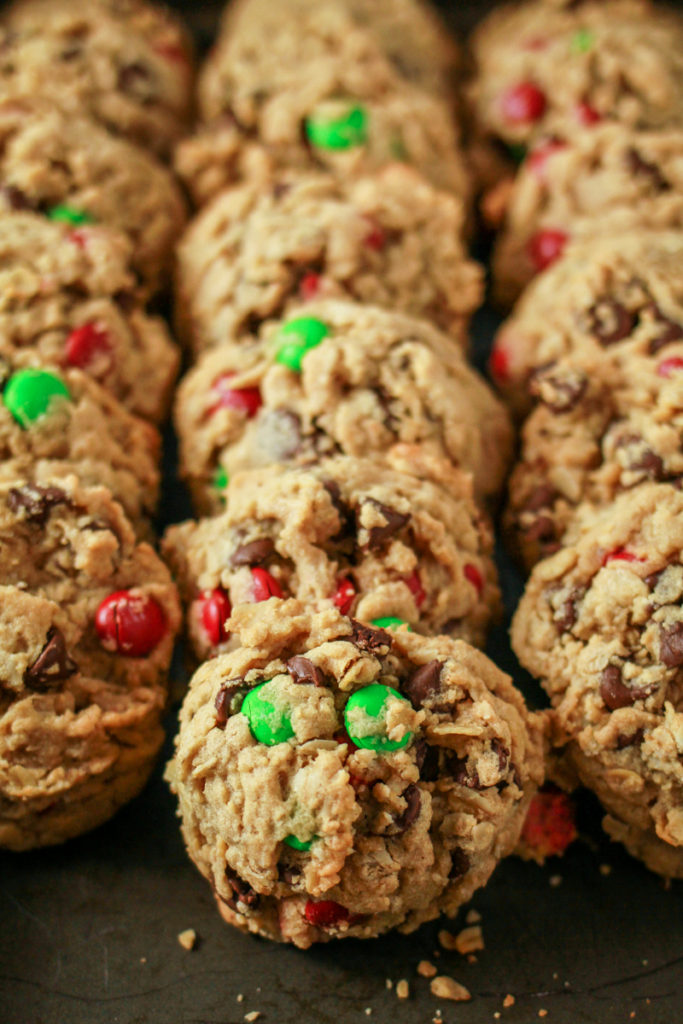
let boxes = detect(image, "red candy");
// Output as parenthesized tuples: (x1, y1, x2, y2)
(68, 229, 89, 249)
(527, 139, 567, 179)
(210, 373, 262, 418)
(464, 563, 484, 596)
(527, 229, 568, 272)
(522, 35, 548, 51)
(602, 548, 643, 567)
(251, 567, 283, 602)
(501, 82, 546, 124)
(299, 271, 321, 301)
(405, 569, 426, 608)
(304, 899, 350, 928)
(575, 101, 601, 125)
(95, 590, 165, 657)
(363, 217, 386, 252)
(64, 322, 111, 372)
(658, 356, 683, 377)
(154, 41, 189, 65)
(489, 340, 510, 382)
(521, 785, 577, 859)
(199, 588, 231, 646)
(333, 577, 356, 615)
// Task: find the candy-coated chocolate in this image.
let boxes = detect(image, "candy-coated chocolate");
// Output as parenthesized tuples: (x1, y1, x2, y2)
(210, 374, 262, 418)
(95, 590, 166, 657)
(212, 466, 229, 492)
(500, 82, 546, 124)
(48, 205, 94, 226)
(332, 577, 356, 615)
(371, 617, 411, 631)
(3, 369, 71, 428)
(283, 834, 313, 851)
(344, 683, 413, 751)
(251, 568, 283, 602)
(241, 680, 295, 745)
(304, 899, 350, 927)
(527, 229, 568, 272)
(305, 104, 367, 151)
(199, 588, 231, 646)
(275, 316, 330, 372)
(64, 322, 111, 371)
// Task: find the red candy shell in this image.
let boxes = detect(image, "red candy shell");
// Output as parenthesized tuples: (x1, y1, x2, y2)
(64, 322, 112, 372)
(464, 563, 484, 596)
(333, 577, 356, 615)
(405, 569, 426, 608)
(527, 229, 568, 272)
(501, 82, 546, 124)
(304, 899, 350, 928)
(210, 373, 262, 418)
(199, 588, 231, 646)
(95, 590, 166, 656)
(251, 568, 283, 601)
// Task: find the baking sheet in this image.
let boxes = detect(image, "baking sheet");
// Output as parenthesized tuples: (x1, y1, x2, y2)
(1, 3, 682, 1022)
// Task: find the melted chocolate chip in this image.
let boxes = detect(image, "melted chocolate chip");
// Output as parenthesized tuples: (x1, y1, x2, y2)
(448, 753, 483, 790)
(360, 499, 409, 550)
(625, 148, 670, 192)
(347, 619, 391, 652)
(118, 61, 153, 98)
(214, 679, 247, 728)
(554, 587, 585, 634)
(230, 538, 275, 567)
(600, 665, 636, 710)
(588, 299, 635, 346)
(615, 434, 665, 481)
(491, 738, 509, 774)
(660, 622, 683, 668)
(448, 848, 470, 880)
(647, 307, 683, 354)
(322, 479, 354, 539)
(7, 484, 69, 527)
(390, 784, 421, 835)
(415, 739, 440, 782)
(287, 656, 324, 687)
(2, 185, 31, 210)
(225, 867, 259, 911)
(403, 660, 443, 709)
(24, 627, 77, 690)
(616, 728, 645, 750)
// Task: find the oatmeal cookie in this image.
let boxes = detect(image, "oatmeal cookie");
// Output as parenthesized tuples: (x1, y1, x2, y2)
(512, 482, 683, 878)
(174, 300, 513, 514)
(0, 470, 180, 850)
(167, 600, 545, 947)
(175, 166, 481, 357)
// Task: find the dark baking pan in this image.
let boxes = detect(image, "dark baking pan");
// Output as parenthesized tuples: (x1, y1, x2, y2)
(1, 3, 682, 1023)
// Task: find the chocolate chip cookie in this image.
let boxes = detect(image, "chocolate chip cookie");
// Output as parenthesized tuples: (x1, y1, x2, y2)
(167, 600, 545, 947)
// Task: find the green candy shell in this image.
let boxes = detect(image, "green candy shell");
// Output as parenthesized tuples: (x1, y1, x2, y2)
(283, 834, 314, 851)
(571, 28, 594, 53)
(305, 104, 367, 151)
(344, 683, 413, 752)
(48, 205, 94, 226)
(212, 465, 229, 493)
(275, 316, 330, 372)
(241, 681, 295, 746)
(3, 369, 71, 428)
(372, 617, 412, 631)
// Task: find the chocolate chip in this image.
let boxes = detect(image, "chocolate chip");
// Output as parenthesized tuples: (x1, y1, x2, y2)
(322, 479, 354, 539)
(230, 538, 275, 567)
(660, 622, 683, 667)
(615, 434, 664, 480)
(286, 656, 324, 687)
(2, 185, 31, 210)
(278, 863, 301, 885)
(214, 679, 247, 728)
(448, 848, 470, 880)
(24, 627, 77, 690)
(647, 306, 683, 354)
(272, 182, 291, 200)
(554, 587, 585, 634)
(645, 570, 662, 591)
(403, 660, 443, 709)
(616, 728, 645, 750)
(447, 753, 483, 790)
(7, 484, 69, 527)
(225, 868, 259, 911)
(389, 784, 421, 835)
(347, 619, 391, 652)
(360, 499, 409, 550)
(531, 368, 588, 413)
(118, 61, 153, 98)
(374, 385, 400, 432)
(625, 148, 670, 192)
(491, 738, 509, 773)
(524, 485, 557, 513)
(600, 665, 636, 710)
(588, 299, 635, 346)
(414, 739, 439, 782)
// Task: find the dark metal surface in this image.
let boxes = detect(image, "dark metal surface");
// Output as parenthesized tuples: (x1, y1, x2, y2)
(1, 3, 683, 1022)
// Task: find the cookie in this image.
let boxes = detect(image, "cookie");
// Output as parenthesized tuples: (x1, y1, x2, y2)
(0, 213, 179, 424)
(468, 0, 683, 158)
(166, 600, 545, 947)
(489, 231, 683, 419)
(0, 0, 193, 158)
(0, 99, 187, 293)
(512, 482, 683, 878)
(173, 300, 513, 514)
(163, 447, 500, 661)
(221, 0, 460, 99)
(505, 359, 683, 570)
(0, 469, 180, 850)
(493, 125, 683, 305)
(175, 166, 481, 358)
(0, 358, 160, 536)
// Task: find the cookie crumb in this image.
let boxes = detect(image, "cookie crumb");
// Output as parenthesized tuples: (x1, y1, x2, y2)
(430, 976, 471, 1002)
(466, 908, 482, 924)
(418, 960, 438, 978)
(139, 957, 146, 964)
(385, 978, 393, 989)
(467, 954, 478, 964)
(364, 1008, 372, 1016)
(494, 1014, 501, 1020)
(177, 928, 197, 951)
(437, 929, 458, 950)
(599, 863, 612, 876)
(244, 1013, 260, 1022)
(539, 1011, 548, 1018)
(503, 994, 515, 1008)
(237, 994, 244, 1003)
(549, 874, 562, 887)
(396, 979, 409, 1000)
(454, 924, 484, 955)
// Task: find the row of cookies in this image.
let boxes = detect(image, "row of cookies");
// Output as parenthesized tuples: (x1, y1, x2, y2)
(163, 0, 547, 948)
(0, 0, 193, 850)
(468, 0, 683, 877)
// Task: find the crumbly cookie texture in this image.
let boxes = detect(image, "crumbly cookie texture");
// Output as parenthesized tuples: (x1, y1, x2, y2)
(174, 299, 513, 515)
(0, 0, 193, 158)
(167, 601, 545, 948)
(175, 167, 481, 357)
(0, 470, 181, 850)
(0, 212, 179, 423)
(505, 357, 683, 570)
(490, 231, 683, 419)
(0, 356, 160, 536)
(0, 99, 187, 293)
(467, 0, 683, 154)
(512, 483, 683, 878)
(220, 0, 460, 99)
(493, 125, 683, 306)
(163, 447, 500, 661)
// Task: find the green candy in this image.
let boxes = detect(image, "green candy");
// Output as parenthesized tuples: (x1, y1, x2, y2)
(305, 104, 367, 151)
(241, 680, 295, 746)
(283, 834, 314, 851)
(344, 683, 413, 752)
(571, 28, 594, 54)
(3, 369, 71, 428)
(275, 316, 330, 372)
(47, 205, 94, 226)
(212, 465, 229, 492)
(372, 617, 412, 631)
